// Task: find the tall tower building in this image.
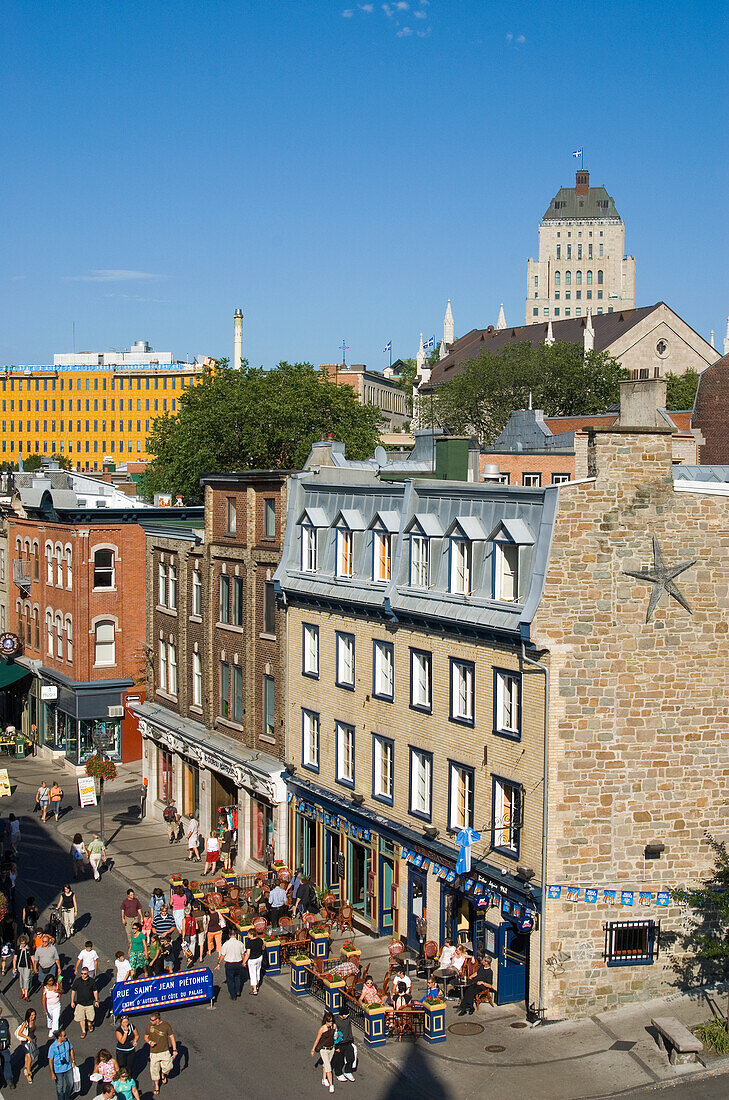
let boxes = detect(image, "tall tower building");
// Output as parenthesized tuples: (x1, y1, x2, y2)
(525, 169, 635, 324)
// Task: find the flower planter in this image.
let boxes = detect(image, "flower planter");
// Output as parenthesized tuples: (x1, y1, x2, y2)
(322, 976, 344, 1014)
(340, 947, 361, 962)
(363, 1004, 387, 1047)
(265, 939, 281, 976)
(238, 923, 254, 948)
(308, 930, 330, 962)
(290, 957, 312, 997)
(423, 1000, 447, 1044)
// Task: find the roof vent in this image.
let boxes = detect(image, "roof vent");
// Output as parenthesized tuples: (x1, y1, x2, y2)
(482, 464, 503, 483)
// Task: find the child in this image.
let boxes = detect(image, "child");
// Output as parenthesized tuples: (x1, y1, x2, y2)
(75, 941, 99, 977)
(0, 939, 14, 976)
(141, 910, 153, 942)
(420, 982, 443, 1003)
(115, 951, 133, 984)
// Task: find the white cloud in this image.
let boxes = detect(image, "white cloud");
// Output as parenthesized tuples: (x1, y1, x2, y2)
(342, 8, 354, 15)
(10, 275, 26, 282)
(64, 270, 163, 283)
(506, 32, 513, 42)
(396, 25, 413, 35)
(395, 1, 409, 9)
(382, 2, 393, 15)
(517, 34, 526, 43)
(416, 26, 431, 36)
(414, 8, 426, 17)
(359, 3, 374, 10)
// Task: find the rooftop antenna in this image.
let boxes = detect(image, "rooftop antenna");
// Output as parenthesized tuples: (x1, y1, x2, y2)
(340, 339, 349, 367)
(528, 391, 533, 410)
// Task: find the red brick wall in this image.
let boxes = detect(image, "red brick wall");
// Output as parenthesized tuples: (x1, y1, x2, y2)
(479, 451, 575, 485)
(692, 354, 729, 464)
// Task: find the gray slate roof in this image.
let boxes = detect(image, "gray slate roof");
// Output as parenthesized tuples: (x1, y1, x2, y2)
(542, 183, 620, 222)
(673, 466, 729, 483)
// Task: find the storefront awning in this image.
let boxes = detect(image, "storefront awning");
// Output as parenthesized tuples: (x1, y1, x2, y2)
(0, 662, 31, 691)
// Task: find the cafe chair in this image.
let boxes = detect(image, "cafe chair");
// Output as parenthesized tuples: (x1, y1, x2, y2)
(252, 916, 268, 935)
(335, 904, 354, 935)
(422, 940, 439, 980)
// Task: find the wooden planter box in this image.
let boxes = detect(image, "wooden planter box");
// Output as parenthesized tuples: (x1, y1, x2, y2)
(423, 1000, 447, 1043)
(290, 958, 312, 997)
(308, 931, 330, 961)
(322, 976, 344, 1014)
(264, 939, 281, 976)
(363, 1004, 387, 1047)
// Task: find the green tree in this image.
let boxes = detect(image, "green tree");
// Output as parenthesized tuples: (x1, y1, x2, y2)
(672, 835, 729, 1032)
(141, 361, 382, 503)
(21, 453, 72, 472)
(666, 368, 700, 411)
(433, 341, 625, 444)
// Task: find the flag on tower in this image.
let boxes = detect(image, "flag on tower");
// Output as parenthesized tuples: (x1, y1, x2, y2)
(423, 336, 435, 350)
(383, 341, 392, 353)
(572, 148, 583, 158)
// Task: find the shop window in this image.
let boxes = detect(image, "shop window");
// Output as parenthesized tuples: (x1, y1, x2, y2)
(409, 747, 432, 821)
(372, 734, 394, 804)
(232, 577, 244, 627)
(336, 721, 355, 787)
(263, 581, 276, 635)
(220, 661, 230, 718)
(336, 527, 353, 579)
(494, 670, 521, 739)
(158, 748, 173, 802)
(450, 658, 475, 725)
(335, 631, 355, 690)
(250, 796, 273, 864)
(219, 575, 230, 624)
(410, 534, 429, 587)
(192, 651, 202, 707)
(232, 664, 243, 724)
(192, 569, 202, 616)
(302, 623, 319, 678)
(604, 921, 659, 966)
(410, 648, 432, 712)
(264, 498, 276, 539)
(449, 762, 474, 831)
(93, 548, 115, 589)
(302, 708, 320, 771)
(263, 675, 275, 737)
(373, 639, 394, 701)
(492, 775, 522, 858)
(450, 538, 471, 595)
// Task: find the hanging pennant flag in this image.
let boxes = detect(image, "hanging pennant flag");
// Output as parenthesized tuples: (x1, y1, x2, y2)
(464, 878, 474, 892)
(455, 826, 481, 875)
(603, 890, 616, 905)
(585, 888, 598, 904)
(621, 891, 634, 907)
(656, 891, 670, 907)
(431, 862, 441, 876)
(567, 887, 581, 902)
(420, 858, 430, 872)
(446, 870, 456, 884)
(638, 892, 651, 906)
(413, 854, 423, 867)
(548, 885, 562, 900)
(502, 899, 511, 914)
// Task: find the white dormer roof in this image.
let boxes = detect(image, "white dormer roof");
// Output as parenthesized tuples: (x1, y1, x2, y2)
(487, 518, 535, 545)
(405, 514, 444, 538)
(298, 506, 329, 527)
(368, 510, 400, 533)
(445, 516, 488, 541)
(332, 508, 366, 530)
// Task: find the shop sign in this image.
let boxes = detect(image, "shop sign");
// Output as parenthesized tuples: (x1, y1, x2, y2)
(112, 968, 213, 1015)
(0, 633, 22, 659)
(0, 770, 10, 798)
(77, 776, 97, 807)
(40, 685, 58, 701)
(516, 916, 535, 933)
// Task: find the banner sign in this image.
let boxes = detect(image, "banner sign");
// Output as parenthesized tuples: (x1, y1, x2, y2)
(548, 885, 672, 908)
(0, 770, 10, 798)
(112, 968, 213, 1016)
(77, 777, 97, 807)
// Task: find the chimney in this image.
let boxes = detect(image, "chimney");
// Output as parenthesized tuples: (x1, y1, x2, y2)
(233, 308, 243, 370)
(618, 378, 669, 429)
(575, 169, 590, 195)
(481, 463, 504, 484)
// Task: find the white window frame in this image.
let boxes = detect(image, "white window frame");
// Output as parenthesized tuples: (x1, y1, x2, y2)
(168, 642, 178, 696)
(522, 473, 541, 487)
(409, 749, 432, 819)
(65, 547, 72, 589)
(159, 639, 167, 690)
(336, 721, 355, 786)
(302, 709, 320, 770)
(373, 736, 394, 802)
(46, 547, 53, 585)
(93, 548, 115, 590)
(336, 632, 355, 689)
(65, 615, 73, 661)
(192, 569, 202, 616)
(451, 659, 474, 724)
(158, 562, 167, 607)
(301, 523, 318, 573)
(410, 534, 429, 587)
(495, 542, 519, 603)
(192, 651, 202, 706)
(373, 639, 394, 700)
(55, 612, 63, 658)
(302, 623, 319, 678)
(46, 611, 54, 656)
(336, 527, 354, 579)
(373, 529, 392, 584)
(449, 763, 474, 831)
(56, 548, 63, 588)
(410, 649, 432, 711)
(168, 564, 177, 610)
(94, 619, 116, 667)
(495, 671, 521, 736)
(493, 776, 520, 855)
(450, 538, 471, 595)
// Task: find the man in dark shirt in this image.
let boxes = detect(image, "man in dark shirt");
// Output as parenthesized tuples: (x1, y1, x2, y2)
(295, 876, 318, 916)
(70, 966, 100, 1037)
(333, 1003, 356, 1081)
(459, 953, 495, 1015)
(120, 889, 143, 945)
(152, 906, 178, 971)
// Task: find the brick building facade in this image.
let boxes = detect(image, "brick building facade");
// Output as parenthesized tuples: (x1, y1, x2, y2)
(135, 472, 290, 871)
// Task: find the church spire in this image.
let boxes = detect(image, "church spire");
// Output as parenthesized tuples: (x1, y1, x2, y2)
(496, 303, 507, 330)
(584, 309, 595, 353)
(441, 298, 454, 359)
(724, 316, 729, 356)
(416, 332, 426, 374)
(544, 319, 554, 347)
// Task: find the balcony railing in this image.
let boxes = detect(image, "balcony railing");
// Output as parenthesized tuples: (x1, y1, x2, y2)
(12, 561, 31, 591)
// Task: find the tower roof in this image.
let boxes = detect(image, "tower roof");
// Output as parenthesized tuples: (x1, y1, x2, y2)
(542, 170, 621, 222)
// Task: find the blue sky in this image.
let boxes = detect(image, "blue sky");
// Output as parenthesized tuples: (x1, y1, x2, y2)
(2, 0, 727, 368)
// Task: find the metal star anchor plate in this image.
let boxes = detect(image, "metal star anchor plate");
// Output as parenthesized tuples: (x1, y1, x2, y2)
(623, 535, 696, 623)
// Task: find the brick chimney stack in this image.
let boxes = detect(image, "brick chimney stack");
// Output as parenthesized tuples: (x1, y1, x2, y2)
(575, 169, 590, 195)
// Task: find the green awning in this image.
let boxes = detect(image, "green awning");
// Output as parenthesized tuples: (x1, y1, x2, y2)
(0, 663, 31, 691)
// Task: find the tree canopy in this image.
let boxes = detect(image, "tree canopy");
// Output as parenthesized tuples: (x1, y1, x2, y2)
(666, 368, 700, 411)
(141, 361, 382, 503)
(432, 341, 625, 444)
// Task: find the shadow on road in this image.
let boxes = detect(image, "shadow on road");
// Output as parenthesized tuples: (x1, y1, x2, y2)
(380, 1044, 453, 1100)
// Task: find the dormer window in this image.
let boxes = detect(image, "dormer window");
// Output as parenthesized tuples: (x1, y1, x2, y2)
(369, 511, 399, 585)
(298, 507, 327, 574)
(450, 538, 471, 595)
(336, 528, 353, 578)
(487, 518, 535, 604)
(411, 535, 429, 587)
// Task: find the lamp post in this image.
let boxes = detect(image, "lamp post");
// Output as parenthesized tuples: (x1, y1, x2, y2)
(91, 731, 113, 841)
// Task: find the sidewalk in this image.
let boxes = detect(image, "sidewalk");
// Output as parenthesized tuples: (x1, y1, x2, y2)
(8, 755, 729, 1099)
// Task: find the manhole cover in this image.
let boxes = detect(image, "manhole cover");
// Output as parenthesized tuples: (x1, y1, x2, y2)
(448, 1022, 485, 1036)
(485, 1044, 506, 1053)
(511, 1021, 529, 1028)
(610, 1040, 636, 1051)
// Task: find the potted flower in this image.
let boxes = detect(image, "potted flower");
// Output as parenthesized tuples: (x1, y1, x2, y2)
(362, 1000, 387, 1047)
(307, 923, 330, 962)
(322, 969, 345, 1013)
(290, 953, 312, 996)
(340, 939, 360, 960)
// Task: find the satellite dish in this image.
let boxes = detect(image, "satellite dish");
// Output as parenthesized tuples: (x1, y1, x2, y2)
(374, 446, 387, 467)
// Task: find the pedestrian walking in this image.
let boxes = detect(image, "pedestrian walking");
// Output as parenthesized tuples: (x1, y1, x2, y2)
(14, 933, 32, 1000)
(216, 928, 245, 999)
(0, 1008, 13, 1090)
(121, 889, 143, 944)
(311, 1011, 337, 1093)
(205, 908, 223, 958)
(70, 834, 88, 880)
(87, 834, 106, 881)
(8, 814, 20, 855)
(22, 896, 40, 938)
(93, 1048, 119, 1086)
(128, 922, 147, 975)
(36, 782, 50, 823)
(162, 801, 180, 844)
(184, 816, 200, 862)
(42, 975, 62, 1036)
(49, 781, 64, 821)
(144, 1012, 177, 1096)
(170, 886, 186, 934)
(149, 888, 166, 919)
(145, 932, 163, 977)
(114, 1067, 142, 1100)
(47, 1027, 76, 1100)
(141, 909, 153, 941)
(74, 940, 99, 977)
(242, 928, 264, 995)
(55, 884, 77, 939)
(203, 832, 220, 874)
(70, 965, 99, 1037)
(181, 911, 198, 966)
(115, 950, 133, 984)
(15, 1008, 38, 1084)
(33, 933, 60, 987)
(114, 1016, 138, 1072)
(333, 1002, 356, 1082)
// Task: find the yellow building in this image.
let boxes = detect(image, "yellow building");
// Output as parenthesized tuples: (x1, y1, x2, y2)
(0, 361, 209, 469)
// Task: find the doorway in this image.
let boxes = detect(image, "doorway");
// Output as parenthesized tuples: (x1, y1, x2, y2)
(209, 770, 237, 832)
(496, 922, 528, 1005)
(379, 853, 395, 936)
(407, 867, 427, 951)
(348, 839, 370, 919)
(325, 829, 341, 896)
(296, 815, 318, 881)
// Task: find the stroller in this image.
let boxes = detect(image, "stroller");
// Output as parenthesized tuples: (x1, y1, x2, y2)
(47, 911, 68, 946)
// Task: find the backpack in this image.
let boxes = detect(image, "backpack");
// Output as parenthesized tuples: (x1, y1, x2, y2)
(163, 805, 176, 823)
(0, 1018, 10, 1049)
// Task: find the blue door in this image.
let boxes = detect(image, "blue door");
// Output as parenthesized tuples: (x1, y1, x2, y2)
(379, 855, 394, 936)
(407, 868, 427, 951)
(496, 922, 528, 1005)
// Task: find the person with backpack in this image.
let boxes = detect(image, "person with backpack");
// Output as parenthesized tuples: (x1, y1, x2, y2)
(295, 876, 319, 917)
(333, 1002, 356, 1082)
(0, 1008, 13, 1090)
(163, 802, 180, 844)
